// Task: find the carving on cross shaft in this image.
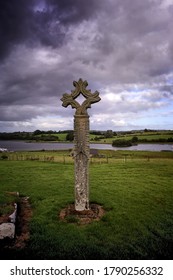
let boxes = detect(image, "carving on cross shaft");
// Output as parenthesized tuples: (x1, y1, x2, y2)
(61, 78, 101, 115)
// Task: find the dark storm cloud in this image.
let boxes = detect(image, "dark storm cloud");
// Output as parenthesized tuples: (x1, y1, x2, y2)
(0, 0, 173, 132)
(0, 0, 35, 59)
(93, 0, 173, 83)
(45, 0, 101, 24)
(0, 0, 101, 60)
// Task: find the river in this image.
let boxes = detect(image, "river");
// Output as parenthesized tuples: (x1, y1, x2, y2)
(0, 140, 173, 152)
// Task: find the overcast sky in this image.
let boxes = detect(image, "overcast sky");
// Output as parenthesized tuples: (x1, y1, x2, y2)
(0, 0, 173, 132)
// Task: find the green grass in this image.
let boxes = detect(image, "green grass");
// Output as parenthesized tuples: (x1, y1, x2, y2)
(0, 152, 173, 260)
(2, 150, 73, 163)
(116, 133, 173, 142)
(0, 192, 19, 216)
(30, 132, 68, 142)
(52, 133, 67, 141)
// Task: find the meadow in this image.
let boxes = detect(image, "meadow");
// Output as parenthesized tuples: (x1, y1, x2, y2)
(90, 130, 173, 144)
(0, 150, 173, 260)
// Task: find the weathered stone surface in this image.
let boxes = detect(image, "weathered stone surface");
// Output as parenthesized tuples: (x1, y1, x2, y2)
(74, 115, 90, 210)
(61, 78, 101, 211)
(0, 223, 15, 239)
(61, 78, 100, 115)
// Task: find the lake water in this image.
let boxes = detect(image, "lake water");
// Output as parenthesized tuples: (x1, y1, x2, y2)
(0, 140, 173, 152)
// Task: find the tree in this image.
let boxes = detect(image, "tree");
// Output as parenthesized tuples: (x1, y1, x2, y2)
(33, 130, 42, 135)
(66, 131, 74, 141)
(104, 130, 113, 138)
(131, 136, 138, 143)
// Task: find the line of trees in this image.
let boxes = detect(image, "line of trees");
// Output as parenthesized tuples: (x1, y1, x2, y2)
(0, 131, 59, 141)
(1, 130, 173, 143)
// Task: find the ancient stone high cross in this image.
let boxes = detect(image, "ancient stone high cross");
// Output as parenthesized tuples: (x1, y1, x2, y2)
(61, 78, 101, 211)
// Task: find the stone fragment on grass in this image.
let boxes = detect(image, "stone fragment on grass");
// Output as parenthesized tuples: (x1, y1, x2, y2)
(0, 223, 15, 239)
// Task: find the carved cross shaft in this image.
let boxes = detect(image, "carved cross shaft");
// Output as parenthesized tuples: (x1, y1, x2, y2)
(61, 78, 101, 211)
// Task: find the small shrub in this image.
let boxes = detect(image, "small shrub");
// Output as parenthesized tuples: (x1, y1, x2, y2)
(0, 154, 8, 160)
(131, 136, 138, 143)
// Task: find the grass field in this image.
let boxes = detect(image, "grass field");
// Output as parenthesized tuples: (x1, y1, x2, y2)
(0, 151, 173, 260)
(90, 130, 173, 144)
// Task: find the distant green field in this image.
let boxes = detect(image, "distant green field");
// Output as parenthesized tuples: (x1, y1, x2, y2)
(0, 151, 173, 260)
(52, 133, 67, 141)
(90, 130, 173, 144)
(116, 133, 173, 142)
(34, 132, 67, 141)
